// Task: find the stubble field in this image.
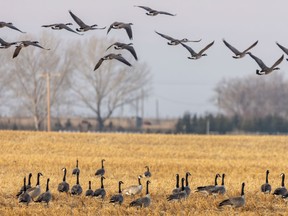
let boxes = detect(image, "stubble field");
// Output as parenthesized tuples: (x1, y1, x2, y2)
(0, 131, 288, 215)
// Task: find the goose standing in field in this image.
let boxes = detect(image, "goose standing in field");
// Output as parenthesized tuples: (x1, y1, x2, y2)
(68, 10, 106, 32)
(94, 53, 132, 71)
(12, 40, 50, 58)
(129, 180, 151, 208)
(27, 172, 43, 201)
(273, 173, 287, 196)
(261, 170, 272, 194)
(172, 174, 180, 194)
(58, 168, 70, 193)
(219, 182, 245, 208)
(18, 177, 31, 205)
(122, 175, 143, 197)
(16, 173, 32, 197)
(155, 31, 201, 45)
(184, 172, 192, 196)
(0, 38, 17, 49)
(134, 5, 176, 16)
(106, 42, 138, 60)
(143, 166, 151, 178)
(109, 181, 124, 205)
(247, 52, 284, 75)
(107, 22, 133, 40)
(276, 42, 288, 61)
(72, 159, 80, 175)
(85, 181, 94, 197)
(0, 21, 25, 33)
(167, 177, 187, 201)
(71, 172, 82, 195)
(223, 39, 258, 59)
(210, 173, 226, 195)
(93, 176, 106, 200)
(181, 41, 215, 60)
(195, 173, 221, 195)
(35, 178, 52, 205)
(95, 159, 105, 177)
(41, 23, 82, 35)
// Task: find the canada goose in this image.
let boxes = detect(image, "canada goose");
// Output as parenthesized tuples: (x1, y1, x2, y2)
(261, 170, 272, 194)
(167, 177, 187, 201)
(109, 181, 124, 205)
(219, 182, 245, 208)
(35, 178, 52, 205)
(143, 166, 151, 178)
(223, 39, 258, 58)
(95, 159, 106, 177)
(273, 173, 287, 196)
(195, 173, 221, 195)
(107, 22, 133, 40)
(12, 40, 50, 58)
(247, 52, 284, 75)
(94, 53, 132, 71)
(106, 42, 138, 60)
(181, 41, 215, 60)
(71, 172, 82, 195)
(72, 159, 80, 175)
(93, 176, 106, 200)
(68, 10, 106, 32)
(172, 174, 180, 194)
(0, 21, 25, 33)
(0, 38, 17, 49)
(155, 31, 201, 45)
(276, 42, 288, 61)
(85, 181, 94, 197)
(58, 168, 70, 193)
(42, 23, 82, 35)
(135, 5, 176, 16)
(27, 172, 43, 200)
(122, 175, 143, 196)
(130, 180, 151, 208)
(210, 173, 226, 195)
(184, 172, 191, 195)
(16, 173, 32, 197)
(18, 177, 31, 205)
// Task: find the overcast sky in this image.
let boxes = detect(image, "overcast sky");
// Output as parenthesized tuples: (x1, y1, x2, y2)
(2, 0, 288, 118)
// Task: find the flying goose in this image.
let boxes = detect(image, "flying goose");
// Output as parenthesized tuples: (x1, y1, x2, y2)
(143, 166, 151, 178)
(129, 180, 151, 208)
(58, 168, 70, 193)
(71, 172, 82, 195)
(95, 159, 105, 177)
(276, 42, 288, 61)
(155, 31, 201, 45)
(12, 40, 50, 58)
(35, 178, 52, 205)
(41, 23, 82, 35)
(93, 176, 106, 200)
(0, 38, 17, 49)
(223, 39, 258, 58)
(122, 175, 143, 196)
(167, 177, 187, 201)
(195, 173, 221, 195)
(247, 52, 284, 75)
(219, 182, 245, 208)
(184, 172, 192, 196)
(181, 41, 215, 60)
(94, 53, 132, 71)
(261, 170, 272, 194)
(135, 5, 176, 16)
(107, 22, 133, 40)
(16, 173, 32, 197)
(273, 173, 287, 196)
(85, 181, 94, 197)
(18, 177, 31, 205)
(0, 21, 25, 33)
(68, 10, 106, 32)
(72, 159, 80, 175)
(210, 173, 226, 195)
(27, 172, 43, 200)
(106, 42, 138, 60)
(172, 174, 180, 194)
(109, 181, 124, 205)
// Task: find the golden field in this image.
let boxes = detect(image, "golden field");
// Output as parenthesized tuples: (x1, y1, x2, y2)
(0, 131, 288, 215)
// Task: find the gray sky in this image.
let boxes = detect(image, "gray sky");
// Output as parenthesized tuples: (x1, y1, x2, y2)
(2, 0, 288, 118)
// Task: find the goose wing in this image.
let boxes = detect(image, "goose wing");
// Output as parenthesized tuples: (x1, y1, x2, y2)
(41, 24, 57, 28)
(276, 42, 288, 55)
(223, 39, 241, 55)
(94, 58, 105, 71)
(271, 55, 284, 69)
(113, 55, 132, 66)
(180, 43, 197, 55)
(243, 40, 258, 53)
(69, 10, 87, 28)
(29, 42, 50, 50)
(123, 24, 133, 40)
(135, 5, 153, 12)
(198, 41, 214, 55)
(123, 44, 138, 60)
(158, 11, 176, 16)
(60, 24, 82, 35)
(155, 31, 176, 41)
(12, 45, 23, 58)
(6, 23, 25, 33)
(247, 52, 268, 70)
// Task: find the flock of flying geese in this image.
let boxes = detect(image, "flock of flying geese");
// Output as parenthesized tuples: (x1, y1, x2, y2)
(16, 158, 288, 209)
(1, 5, 288, 75)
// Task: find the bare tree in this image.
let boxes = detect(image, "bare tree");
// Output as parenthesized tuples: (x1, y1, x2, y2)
(71, 36, 152, 131)
(214, 73, 288, 119)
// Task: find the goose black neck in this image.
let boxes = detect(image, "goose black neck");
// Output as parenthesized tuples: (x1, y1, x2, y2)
(63, 169, 67, 182)
(36, 173, 41, 186)
(222, 174, 225, 186)
(146, 166, 150, 172)
(46, 178, 50, 192)
(146, 181, 150, 195)
(241, 183, 245, 196)
(282, 174, 285, 187)
(214, 175, 218, 186)
(23, 177, 27, 192)
(89, 181, 91, 190)
(28, 173, 32, 186)
(101, 160, 104, 169)
(266, 171, 269, 184)
(181, 178, 185, 191)
(138, 177, 142, 185)
(76, 173, 80, 185)
(185, 173, 189, 187)
(101, 177, 104, 189)
(176, 175, 179, 188)
(76, 160, 78, 168)
(118, 182, 122, 193)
